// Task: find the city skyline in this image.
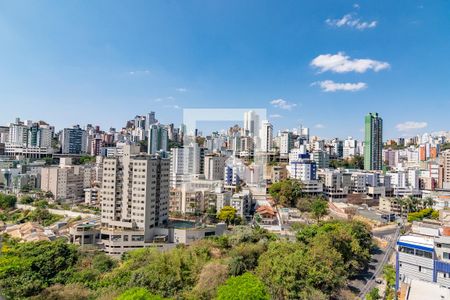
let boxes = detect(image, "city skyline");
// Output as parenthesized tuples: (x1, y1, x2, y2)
(1, 1, 450, 138)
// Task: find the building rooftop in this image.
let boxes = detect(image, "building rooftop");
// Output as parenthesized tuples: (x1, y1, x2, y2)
(398, 235, 435, 250)
(402, 279, 450, 300)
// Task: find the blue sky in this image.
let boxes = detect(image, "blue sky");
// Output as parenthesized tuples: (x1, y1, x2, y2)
(1, 1, 449, 139)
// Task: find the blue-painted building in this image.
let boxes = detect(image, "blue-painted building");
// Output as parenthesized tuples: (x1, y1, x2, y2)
(396, 233, 450, 291)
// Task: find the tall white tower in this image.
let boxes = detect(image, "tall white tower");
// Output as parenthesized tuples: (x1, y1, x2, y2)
(243, 110, 260, 137)
(260, 120, 273, 152)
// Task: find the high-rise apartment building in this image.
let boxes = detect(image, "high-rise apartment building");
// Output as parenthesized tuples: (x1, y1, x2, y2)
(298, 126, 310, 145)
(0, 126, 9, 144)
(27, 122, 53, 149)
(204, 154, 227, 181)
(364, 113, 383, 170)
(61, 125, 87, 154)
(287, 150, 317, 182)
(5, 118, 54, 158)
(40, 158, 89, 202)
(8, 118, 28, 146)
(442, 150, 450, 189)
(311, 149, 330, 169)
(243, 110, 260, 137)
(148, 124, 168, 155)
(279, 131, 292, 156)
(146, 111, 158, 130)
(170, 143, 201, 188)
(100, 145, 170, 253)
(260, 120, 273, 152)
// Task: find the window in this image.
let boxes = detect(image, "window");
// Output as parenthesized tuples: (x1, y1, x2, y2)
(399, 246, 415, 255)
(444, 252, 450, 260)
(131, 235, 144, 241)
(415, 249, 432, 258)
(419, 266, 422, 272)
(111, 235, 121, 242)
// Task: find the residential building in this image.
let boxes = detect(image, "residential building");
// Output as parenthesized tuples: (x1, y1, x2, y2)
(442, 150, 450, 189)
(279, 131, 292, 156)
(364, 112, 383, 170)
(170, 143, 201, 188)
(260, 120, 273, 152)
(287, 151, 317, 181)
(396, 223, 450, 295)
(148, 124, 168, 155)
(5, 119, 54, 158)
(311, 149, 330, 169)
(61, 125, 87, 154)
(243, 110, 260, 137)
(204, 154, 227, 181)
(231, 189, 253, 218)
(100, 145, 170, 255)
(40, 158, 88, 202)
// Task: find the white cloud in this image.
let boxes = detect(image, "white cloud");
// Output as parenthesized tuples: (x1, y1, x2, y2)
(353, 3, 360, 9)
(396, 121, 428, 132)
(164, 104, 181, 109)
(311, 52, 389, 73)
(313, 80, 367, 92)
(128, 69, 150, 75)
(315, 123, 325, 129)
(154, 96, 175, 102)
(269, 114, 283, 119)
(176, 88, 187, 92)
(326, 13, 377, 30)
(270, 99, 297, 110)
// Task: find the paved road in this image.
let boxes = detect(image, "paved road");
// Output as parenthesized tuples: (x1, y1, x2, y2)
(347, 225, 401, 299)
(358, 225, 401, 299)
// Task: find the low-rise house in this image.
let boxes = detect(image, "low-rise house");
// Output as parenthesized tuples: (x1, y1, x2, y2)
(4, 222, 54, 242)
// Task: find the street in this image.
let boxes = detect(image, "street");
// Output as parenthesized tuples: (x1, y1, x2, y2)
(348, 225, 400, 299)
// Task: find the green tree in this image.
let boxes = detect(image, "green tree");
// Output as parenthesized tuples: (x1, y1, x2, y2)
(217, 272, 270, 300)
(44, 157, 54, 166)
(117, 287, 166, 300)
(268, 179, 303, 207)
(0, 193, 17, 210)
(383, 265, 396, 300)
(20, 195, 35, 205)
(0, 239, 78, 299)
(408, 208, 439, 222)
(329, 155, 364, 169)
(296, 220, 372, 275)
(423, 197, 434, 209)
(92, 253, 117, 273)
(218, 206, 238, 226)
(35, 199, 49, 208)
(79, 155, 96, 165)
(257, 240, 346, 299)
(310, 198, 328, 222)
(20, 184, 32, 193)
(99, 243, 212, 298)
(28, 207, 62, 226)
(366, 287, 380, 300)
